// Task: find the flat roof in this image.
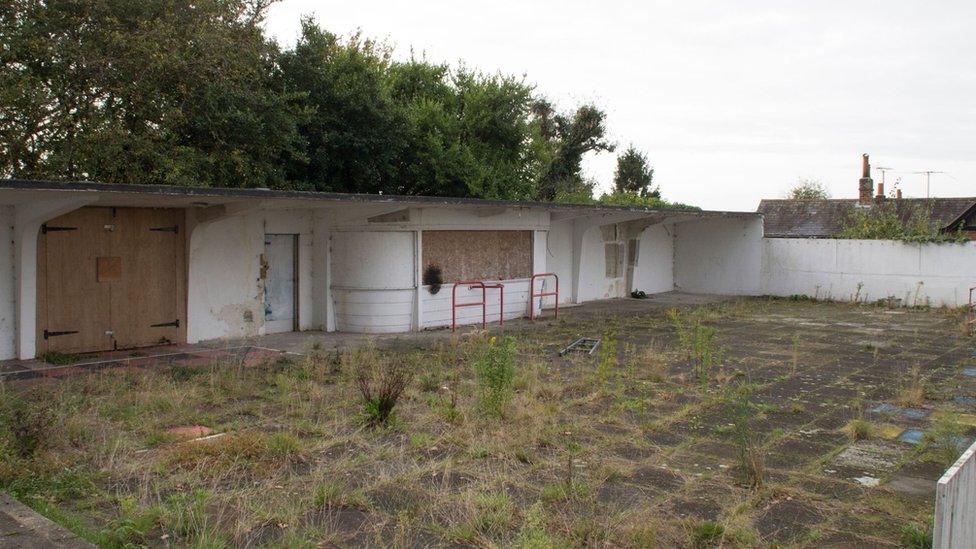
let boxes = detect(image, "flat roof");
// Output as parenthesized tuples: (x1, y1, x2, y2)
(0, 179, 760, 218)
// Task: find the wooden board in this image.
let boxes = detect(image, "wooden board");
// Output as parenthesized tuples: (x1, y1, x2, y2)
(37, 208, 114, 354)
(37, 207, 186, 355)
(422, 230, 532, 282)
(108, 208, 186, 349)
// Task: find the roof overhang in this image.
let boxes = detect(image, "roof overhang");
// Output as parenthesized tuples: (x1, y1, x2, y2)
(0, 179, 760, 223)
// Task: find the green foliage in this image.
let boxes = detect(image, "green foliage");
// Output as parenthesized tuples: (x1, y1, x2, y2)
(840, 203, 968, 243)
(613, 145, 657, 197)
(1, 0, 303, 187)
(534, 101, 615, 201)
(692, 521, 725, 548)
(0, 393, 54, 458)
(900, 520, 933, 549)
(666, 309, 720, 386)
(473, 336, 518, 417)
(726, 383, 765, 489)
(41, 351, 80, 365)
(787, 178, 829, 199)
(924, 412, 965, 466)
(595, 327, 618, 384)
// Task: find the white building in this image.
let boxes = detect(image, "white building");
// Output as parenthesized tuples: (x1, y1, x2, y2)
(0, 180, 763, 360)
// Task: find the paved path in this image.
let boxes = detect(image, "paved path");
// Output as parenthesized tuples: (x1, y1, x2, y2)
(0, 493, 94, 548)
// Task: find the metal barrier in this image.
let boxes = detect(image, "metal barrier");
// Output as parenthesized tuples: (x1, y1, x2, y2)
(969, 287, 976, 335)
(451, 281, 504, 331)
(529, 273, 559, 320)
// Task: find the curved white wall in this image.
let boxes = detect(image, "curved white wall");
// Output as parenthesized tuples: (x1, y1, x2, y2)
(331, 231, 416, 333)
(632, 224, 674, 294)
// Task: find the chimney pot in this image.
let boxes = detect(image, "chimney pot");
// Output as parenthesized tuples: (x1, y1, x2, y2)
(877, 182, 885, 200)
(896, 188, 903, 199)
(858, 153, 874, 204)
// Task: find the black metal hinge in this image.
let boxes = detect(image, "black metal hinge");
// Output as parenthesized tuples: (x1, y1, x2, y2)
(41, 224, 78, 234)
(44, 329, 79, 339)
(150, 226, 180, 234)
(151, 319, 180, 328)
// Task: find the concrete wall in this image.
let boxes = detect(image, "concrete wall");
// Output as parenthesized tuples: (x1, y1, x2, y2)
(186, 209, 314, 343)
(331, 231, 416, 333)
(545, 220, 575, 305)
(0, 207, 14, 359)
(761, 238, 976, 307)
(934, 440, 976, 548)
(674, 217, 764, 295)
(632, 223, 674, 294)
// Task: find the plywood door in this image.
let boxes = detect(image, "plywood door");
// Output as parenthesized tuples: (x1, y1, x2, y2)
(263, 234, 297, 334)
(37, 207, 186, 355)
(109, 208, 186, 349)
(37, 208, 114, 354)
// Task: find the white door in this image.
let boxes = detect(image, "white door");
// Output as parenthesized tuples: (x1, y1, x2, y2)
(264, 234, 297, 334)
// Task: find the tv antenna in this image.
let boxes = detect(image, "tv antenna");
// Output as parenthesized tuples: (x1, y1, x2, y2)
(912, 171, 944, 198)
(876, 166, 892, 190)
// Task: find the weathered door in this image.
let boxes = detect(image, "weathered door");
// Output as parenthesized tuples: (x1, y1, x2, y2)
(37, 207, 186, 355)
(37, 208, 115, 353)
(263, 234, 297, 334)
(109, 208, 186, 349)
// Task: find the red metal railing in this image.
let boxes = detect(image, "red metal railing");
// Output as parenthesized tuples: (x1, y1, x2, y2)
(968, 286, 976, 334)
(529, 273, 559, 320)
(451, 281, 505, 331)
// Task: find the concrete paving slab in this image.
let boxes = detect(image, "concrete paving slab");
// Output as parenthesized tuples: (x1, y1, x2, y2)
(0, 492, 93, 548)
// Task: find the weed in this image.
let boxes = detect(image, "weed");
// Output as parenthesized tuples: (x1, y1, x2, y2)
(790, 332, 800, 375)
(595, 326, 618, 384)
(925, 412, 966, 466)
(352, 341, 413, 426)
(843, 418, 876, 441)
(667, 309, 720, 386)
(900, 520, 933, 549)
(894, 366, 925, 407)
(473, 336, 518, 418)
(727, 383, 765, 489)
(41, 351, 80, 365)
(0, 395, 54, 457)
(516, 502, 555, 548)
(692, 520, 725, 548)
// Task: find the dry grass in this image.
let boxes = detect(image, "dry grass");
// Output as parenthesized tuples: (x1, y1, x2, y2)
(0, 298, 971, 547)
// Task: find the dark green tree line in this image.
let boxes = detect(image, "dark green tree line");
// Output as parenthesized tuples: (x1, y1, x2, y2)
(2, 0, 681, 204)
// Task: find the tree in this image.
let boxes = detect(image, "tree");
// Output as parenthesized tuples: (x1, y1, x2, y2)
(613, 146, 658, 197)
(533, 101, 615, 201)
(279, 20, 401, 193)
(787, 178, 830, 199)
(0, 0, 302, 187)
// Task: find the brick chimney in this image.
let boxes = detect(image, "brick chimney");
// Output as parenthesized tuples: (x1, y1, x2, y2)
(858, 153, 874, 204)
(896, 188, 902, 199)
(876, 182, 885, 200)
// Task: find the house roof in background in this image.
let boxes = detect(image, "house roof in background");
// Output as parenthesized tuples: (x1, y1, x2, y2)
(757, 197, 976, 238)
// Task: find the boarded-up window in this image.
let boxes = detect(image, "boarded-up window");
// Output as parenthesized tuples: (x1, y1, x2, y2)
(605, 242, 623, 278)
(422, 230, 532, 282)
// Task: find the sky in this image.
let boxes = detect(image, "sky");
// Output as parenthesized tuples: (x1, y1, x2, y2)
(263, 1, 976, 211)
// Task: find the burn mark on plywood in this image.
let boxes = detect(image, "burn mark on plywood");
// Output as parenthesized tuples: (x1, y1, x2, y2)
(422, 230, 532, 282)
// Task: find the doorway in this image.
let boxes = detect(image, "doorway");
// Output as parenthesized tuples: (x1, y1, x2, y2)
(36, 207, 187, 354)
(263, 234, 298, 334)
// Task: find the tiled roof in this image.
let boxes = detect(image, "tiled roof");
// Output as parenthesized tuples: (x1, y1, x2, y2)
(757, 198, 976, 238)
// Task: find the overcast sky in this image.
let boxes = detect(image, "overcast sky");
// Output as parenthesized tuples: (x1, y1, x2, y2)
(264, 1, 976, 211)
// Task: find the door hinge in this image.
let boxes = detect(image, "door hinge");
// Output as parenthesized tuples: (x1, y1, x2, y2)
(41, 224, 78, 234)
(150, 226, 180, 234)
(43, 329, 79, 339)
(151, 319, 180, 328)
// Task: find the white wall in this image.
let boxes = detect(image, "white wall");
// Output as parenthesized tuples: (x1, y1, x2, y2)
(0, 207, 14, 359)
(545, 220, 574, 305)
(330, 231, 416, 333)
(762, 238, 976, 307)
(632, 223, 674, 294)
(674, 217, 763, 295)
(934, 440, 976, 548)
(422, 278, 532, 329)
(576, 225, 628, 302)
(187, 209, 314, 343)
